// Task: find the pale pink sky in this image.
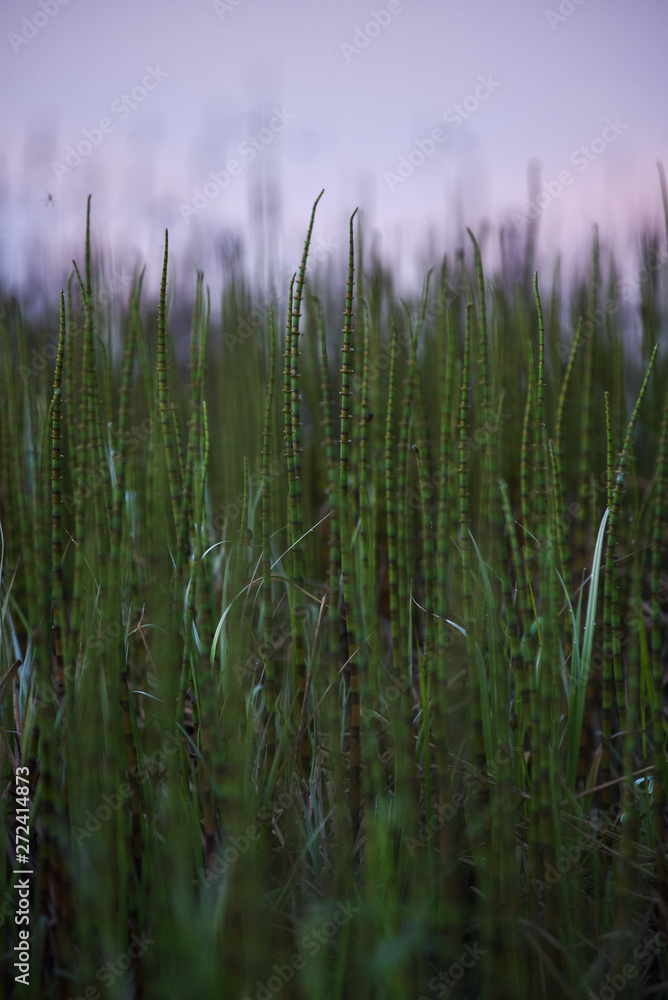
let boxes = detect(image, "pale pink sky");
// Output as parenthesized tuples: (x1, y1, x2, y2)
(1, 0, 667, 293)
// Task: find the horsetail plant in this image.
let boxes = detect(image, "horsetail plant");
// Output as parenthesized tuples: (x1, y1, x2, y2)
(2, 189, 668, 1000)
(339, 208, 361, 839)
(262, 306, 277, 778)
(289, 190, 324, 775)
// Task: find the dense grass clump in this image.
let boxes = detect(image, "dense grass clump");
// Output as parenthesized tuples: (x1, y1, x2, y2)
(1, 180, 668, 999)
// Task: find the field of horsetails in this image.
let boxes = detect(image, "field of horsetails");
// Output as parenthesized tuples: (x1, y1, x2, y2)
(1, 172, 668, 1000)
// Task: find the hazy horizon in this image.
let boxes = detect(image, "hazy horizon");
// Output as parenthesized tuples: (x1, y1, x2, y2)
(1, 0, 667, 299)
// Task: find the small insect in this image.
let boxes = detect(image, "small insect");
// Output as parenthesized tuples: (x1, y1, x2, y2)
(44, 193, 55, 208)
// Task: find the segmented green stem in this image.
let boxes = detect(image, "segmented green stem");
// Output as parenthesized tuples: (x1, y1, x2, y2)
(51, 293, 66, 701)
(263, 307, 277, 778)
(460, 305, 484, 773)
(468, 229, 503, 581)
(602, 345, 659, 804)
(499, 478, 524, 731)
(357, 299, 374, 677)
(396, 324, 414, 685)
(533, 274, 547, 550)
(575, 231, 598, 584)
(179, 270, 205, 568)
(555, 317, 582, 597)
(520, 337, 534, 561)
(156, 231, 182, 539)
(386, 321, 401, 687)
(49, 295, 73, 937)
(340, 208, 360, 835)
(290, 190, 323, 775)
(650, 341, 668, 903)
(316, 297, 342, 711)
(196, 397, 217, 859)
